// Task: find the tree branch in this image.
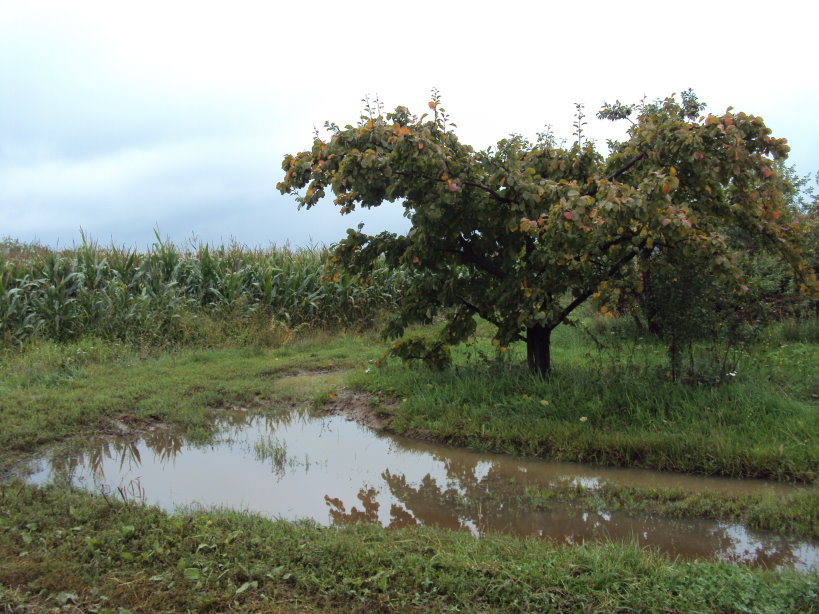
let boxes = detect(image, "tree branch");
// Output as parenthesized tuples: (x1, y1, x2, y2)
(462, 180, 513, 204)
(553, 250, 640, 326)
(392, 169, 512, 205)
(597, 233, 635, 254)
(443, 236, 507, 279)
(607, 151, 647, 181)
(457, 298, 526, 343)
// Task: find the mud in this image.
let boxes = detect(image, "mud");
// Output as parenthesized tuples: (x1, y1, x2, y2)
(322, 388, 392, 430)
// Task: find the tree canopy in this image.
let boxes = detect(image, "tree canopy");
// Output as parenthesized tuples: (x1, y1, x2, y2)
(278, 91, 818, 374)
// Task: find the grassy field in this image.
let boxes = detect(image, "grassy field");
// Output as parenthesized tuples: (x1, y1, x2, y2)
(1, 239, 818, 611)
(0, 332, 379, 470)
(2, 322, 816, 482)
(1, 320, 818, 611)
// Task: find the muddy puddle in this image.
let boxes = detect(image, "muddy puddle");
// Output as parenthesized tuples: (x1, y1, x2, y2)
(18, 409, 818, 571)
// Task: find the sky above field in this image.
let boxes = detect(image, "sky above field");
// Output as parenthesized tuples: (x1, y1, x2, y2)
(2, 0, 817, 250)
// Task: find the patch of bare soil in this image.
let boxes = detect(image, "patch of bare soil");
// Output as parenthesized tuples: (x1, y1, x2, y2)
(322, 389, 394, 430)
(322, 389, 440, 441)
(258, 366, 335, 378)
(397, 427, 437, 441)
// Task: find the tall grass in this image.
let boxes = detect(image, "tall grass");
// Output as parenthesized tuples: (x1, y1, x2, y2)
(351, 323, 819, 482)
(1, 237, 402, 348)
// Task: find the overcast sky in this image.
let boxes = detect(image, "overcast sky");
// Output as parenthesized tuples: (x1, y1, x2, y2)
(2, 0, 817, 250)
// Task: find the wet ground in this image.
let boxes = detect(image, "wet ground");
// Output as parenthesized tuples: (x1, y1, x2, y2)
(18, 409, 819, 571)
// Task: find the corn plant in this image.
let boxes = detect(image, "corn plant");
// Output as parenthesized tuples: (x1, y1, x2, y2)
(0, 237, 402, 347)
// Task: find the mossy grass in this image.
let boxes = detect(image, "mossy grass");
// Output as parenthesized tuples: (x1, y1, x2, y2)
(1, 482, 817, 614)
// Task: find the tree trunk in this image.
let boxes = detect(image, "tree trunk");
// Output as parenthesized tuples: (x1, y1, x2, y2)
(526, 325, 552, 376)
(639, 250, 660, 336)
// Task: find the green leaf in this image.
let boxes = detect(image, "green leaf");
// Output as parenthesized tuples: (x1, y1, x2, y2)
(184, 567, 203, 581)
(235, 581, 258, 594)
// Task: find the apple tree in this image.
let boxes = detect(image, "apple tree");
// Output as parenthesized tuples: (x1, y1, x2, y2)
(277, 92, 817, 375)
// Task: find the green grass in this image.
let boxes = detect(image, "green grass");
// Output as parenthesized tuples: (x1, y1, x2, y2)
(1, 324, 818, 611)
(513, 483, 819, 539)
(352, 323, 819, 483)
(1, 323, 816, 485)
(1, 482, 816, 614)
(0, 332, 381, 472)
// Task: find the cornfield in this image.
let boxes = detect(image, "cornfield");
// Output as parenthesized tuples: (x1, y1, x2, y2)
(0, 237, 403, 347)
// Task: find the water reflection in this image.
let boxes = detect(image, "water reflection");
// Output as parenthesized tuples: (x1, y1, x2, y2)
(350, 471, 811, 569)
(18, 410, 818, 571)
(48, 428, 187, 480)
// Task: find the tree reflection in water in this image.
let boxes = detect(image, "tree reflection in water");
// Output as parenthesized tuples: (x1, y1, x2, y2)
(325, 488, 380, 525)
(43, 409, 304, 485)
(30, 410, 815, 571)
(325, 458, 809, 569)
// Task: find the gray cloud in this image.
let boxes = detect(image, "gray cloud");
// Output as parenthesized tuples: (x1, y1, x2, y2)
(0, 135, 409, 249)
(2, 2, 816, 251)
(0, 14, 408, 249)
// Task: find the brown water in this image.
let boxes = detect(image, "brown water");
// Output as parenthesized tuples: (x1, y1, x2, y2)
(20, 410, 818, 571)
